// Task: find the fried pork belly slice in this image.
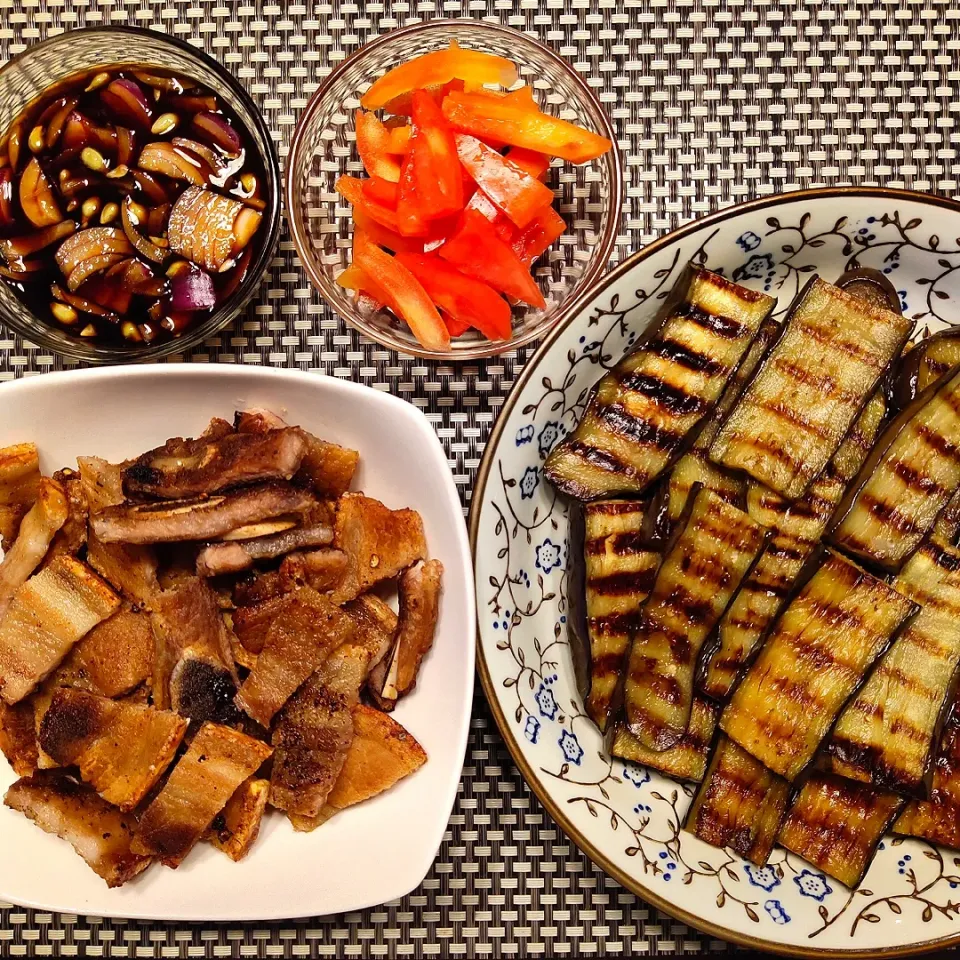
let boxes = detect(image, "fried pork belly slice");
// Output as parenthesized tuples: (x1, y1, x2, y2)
(0, 443, 41, 549)
(78, 457, 160, 609)
(195, 521, 334, 577)
(91, 482, 315, 545)
(234, 569, 285, 606)
(123, 428, 306, 500)
(235, 409, 359, 499)
(332, 494, 427, 603)
(345, 594, 398, 675)
(5, 771, 152, 888)
(270, 643, 370, 817)
(233, 594, 287, 655)
(39, 688, 188, 811)
(369, 560, 443, 710)
(45, 605, 153, 699)
(205, 777, 270, 861)
(0, 477, 69, 621)
(132, 722, 273, 867)
(235, 588, 356, 727)
(290, 704, 426, 831)
(279, 548, 349, 594)
(151, 577, 239, 722)
(0, 700, 38, 775)
(0, 557, 120, 705)
(44, 469, 88, 564)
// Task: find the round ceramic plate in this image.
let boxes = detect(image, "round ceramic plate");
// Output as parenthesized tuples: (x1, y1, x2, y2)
(471, 188, 960, 958)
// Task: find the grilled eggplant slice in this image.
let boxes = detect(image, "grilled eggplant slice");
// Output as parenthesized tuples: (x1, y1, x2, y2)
(894, 696, 960, 849)
(825, 539, 960, 795)
(544, 265, 776, 501)
(710, 277, 911, 499)
(666, 315, 780, 523)
(834, 266, 901, 313)
(719, 551, 916, 780)
(623, 489, 765, 750)
(609, 695, 719, 782)
(893, 328, 960, 411)
(581, 500, 661, 730)
(933, 489, 960, 546)
(830, 366, 960, 572)
(683, 735, 790, 865)
(778, 774, 904, 888)
(699, 391, 887, 701)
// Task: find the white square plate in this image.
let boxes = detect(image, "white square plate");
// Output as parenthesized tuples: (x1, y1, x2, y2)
(0, 365, 475, 921)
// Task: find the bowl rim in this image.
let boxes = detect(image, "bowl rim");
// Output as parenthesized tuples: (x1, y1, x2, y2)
(285, 18, 624, 362)
(0, 25, 282, 364)
(469, 185, 960, 959)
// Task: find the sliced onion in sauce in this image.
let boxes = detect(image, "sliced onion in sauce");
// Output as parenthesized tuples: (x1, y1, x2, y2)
(101, 79, 152, 128)
(170, 263, 216, 311)
(121, 195, 169, 264)
(191, 112, 242, 158)
(138, 141, 206, 185)
(0, 219, 75, 260)
(51, 282, 120, 321)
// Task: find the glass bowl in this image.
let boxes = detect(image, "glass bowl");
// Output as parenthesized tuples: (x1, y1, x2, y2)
(0, 27, 281, 364)
(286, 20, 623, 361)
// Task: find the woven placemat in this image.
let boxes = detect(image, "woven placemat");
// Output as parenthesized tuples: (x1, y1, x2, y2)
(1, 1, 956, 955)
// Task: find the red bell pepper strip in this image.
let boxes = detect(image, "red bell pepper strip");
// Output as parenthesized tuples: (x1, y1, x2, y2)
(396, 152, 430, 237)
(352, 210, 426, 254)
(504, 87, 539, 110)
(441, 310, 472, 338)
(395, 252, 513, 341)
(442, 91, 613, 164)
(379, 80, 463, 119)
(361, 44, 517, 110)
(362, 176, 399, 208)
(504, 146, 550, 180)
(438, 209, 545, 309)
(455, 134, 553, 228)
(403, 91, 464, 222)
(336, 262, 389, 307)
(352, 228, 450, 352)
(385, 125, 412, 155)
(336, 175, 413, 235)
(511, 205, 565, 265)
(355, 110, 401, 183)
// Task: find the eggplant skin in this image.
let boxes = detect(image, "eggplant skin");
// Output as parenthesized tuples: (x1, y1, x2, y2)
(623, 489, 765, 751)
(719, 551, 916, 781)
(581, 500, 661, 731)
(892, 328, 960, 412)
(609, 696, 718, 783)
(699, 391, 887, 703)
(710, 277, 911, 500)
(778, 773, 904, 888)
(894, 700, 960, 849)
(544, 264, 775, 501)
(683, 735, 790, 866)
(830, 366, 960, 573)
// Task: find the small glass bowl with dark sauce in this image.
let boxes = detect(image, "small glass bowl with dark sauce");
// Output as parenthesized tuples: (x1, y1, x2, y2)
(0, 28, 280, 362)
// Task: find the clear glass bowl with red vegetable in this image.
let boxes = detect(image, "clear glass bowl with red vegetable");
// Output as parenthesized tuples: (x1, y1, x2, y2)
(0, 28, 280, 362)
(286, 20, 622, 360)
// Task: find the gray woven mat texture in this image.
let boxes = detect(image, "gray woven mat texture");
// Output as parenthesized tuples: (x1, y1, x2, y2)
(1, 0, 956, 955)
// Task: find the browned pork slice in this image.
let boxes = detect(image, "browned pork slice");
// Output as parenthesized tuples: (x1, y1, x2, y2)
(279, 548, 349, 594)
(39, 687, 187, 810)
(78, 456, 160, 608)
(91, 482, 315, 544)
(345, 594, 398, 675)
(123, 428, 306, 499)
(151, 577, 239, 722)
(0, 477, 69, 621)
(0, 557, 120, 705)
(132, 721, 273, 867)
(235, 588, 355, 727)
(270, 643, 370, 818)
(289, 704, 427, 831)
(45, 604, 153, 699)
(206, 777, 270, 861)
(0, 443, 41, 548)
(195, 521, 334, 577)
(233, 594, 287, 655)
(235, 409, 359, 498)
(332, 494, 427, 603)
(43, 469, 88, 564)
(0, 700, 38, 775)
(5, 771, 152, 887)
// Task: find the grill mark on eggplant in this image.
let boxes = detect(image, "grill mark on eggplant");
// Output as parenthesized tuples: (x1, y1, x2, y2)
(890, 458, 948, 495)
(585, 531, 649, 556)
(644, 336, 725, 377)
(674, 301, 747, 339)
(915, 421, 960, 459)
(583, 501, 645, 518)
(795, 318, 889, 367)
(859, 491, 923, 535)
(923, 539, 960, 574)
(755, 400, 835, 441)
(588, 611, 643, 635)
(564, 441, 634, 477)
(596, 404, 686, 453)
(586, 569, 658, 596)
(615, 371, 707, 417)
(772, 357, 863, 407)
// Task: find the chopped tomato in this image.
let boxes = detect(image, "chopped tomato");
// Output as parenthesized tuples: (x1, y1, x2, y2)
(362, 176, 399, 208)
(438, 209, 545, 309)
(362, 43, 517, 110)
(336, 262, 389, 306)
(352, 210, 426, 254)
(455, 134, 553, 228)
(442, 91, 613, 164)
(385, 124, 412, 155)
(336, 175, 412, 235)
(355, 110, 401, 183)
(352, 228, 450, 352)
(396, 252, 513, 341)
(401, 91, 464, 222)
(512, 206, 565, 265)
